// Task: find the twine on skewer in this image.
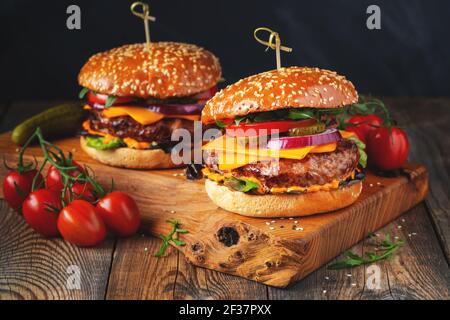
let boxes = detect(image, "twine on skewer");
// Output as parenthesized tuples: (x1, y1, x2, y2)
(131, 1, 156, 51)
(253, 27, 292, 70)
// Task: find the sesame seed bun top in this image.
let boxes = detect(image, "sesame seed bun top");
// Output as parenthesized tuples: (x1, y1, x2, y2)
(201, 67, 358, 124)
(78, 42, 221, 99)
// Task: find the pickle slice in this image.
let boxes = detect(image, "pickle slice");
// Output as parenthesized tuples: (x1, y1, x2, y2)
(288, 123, 326, 136)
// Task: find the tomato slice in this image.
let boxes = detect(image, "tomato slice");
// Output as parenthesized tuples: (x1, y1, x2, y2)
(226, 119, 317, 137)
(86, 91, 134, 106)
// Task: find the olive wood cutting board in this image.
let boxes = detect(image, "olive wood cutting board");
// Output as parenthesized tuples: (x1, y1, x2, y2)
(0, 133, 428, 288)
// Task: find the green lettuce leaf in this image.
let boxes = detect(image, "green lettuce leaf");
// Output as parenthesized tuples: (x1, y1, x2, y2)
(86, 136, 125, 150)
(347, 136, 367, 168)
(224, 177, 260, 193)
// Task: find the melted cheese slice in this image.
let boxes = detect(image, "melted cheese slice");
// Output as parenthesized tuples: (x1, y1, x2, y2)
(83, 121, 151, 149)
(100, 106, 200, 125)
(202, 167, 353, 194)
(202, 135, 338, 170)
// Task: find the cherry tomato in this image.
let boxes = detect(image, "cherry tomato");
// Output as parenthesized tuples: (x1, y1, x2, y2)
(346, 115, 383, 144)
(86, 91, 133, 106)
(366, 127, 410, 171)
(3, 169, 43, 211)
(226, 119, 318, 137)
(22, 189, 61, 237)
(58, 200, 106, 247)
(64, 182, 96, 203)
(96, 191, 141, 237)
(46, 161, 83, 193)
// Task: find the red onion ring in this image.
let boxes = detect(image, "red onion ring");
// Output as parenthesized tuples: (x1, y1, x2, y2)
(146, 103, 204, 115)
(267, 128, 342, 150)
(87, 102, 204, 115)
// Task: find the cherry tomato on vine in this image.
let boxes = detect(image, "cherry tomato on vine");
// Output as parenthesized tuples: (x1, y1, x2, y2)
(58, 200, 106, 247)
(3, 169, 43, 211)
(22, 189, 61, 237)
(345, 115, 383, 144)
(366, 127, 410, 171)
(96, 191, 141, 237)
(46, 161, 83, 193)
(64, 182, 96, 203)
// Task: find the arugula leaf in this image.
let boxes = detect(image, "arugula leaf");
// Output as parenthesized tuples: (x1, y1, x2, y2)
(216, 120, 231, 128)
(253, 112, 279, 122)
(154, 219, 189, 258)
(78, 87, 89, 99)
(215, 108, 348, 128)
(234, 115, 249, 126)
(347, 136, 367, 168)
(86, 136, 125, 150)
(287, 109, 317, 120)
(224, 177, 260, 193)
(105, 96, 117, 107)
(328, 233, 404, 270)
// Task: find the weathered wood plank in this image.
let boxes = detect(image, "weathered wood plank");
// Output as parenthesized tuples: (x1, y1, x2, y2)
(105, 235, 178, 300)
(384, 204, 450, 299)
(0, 132, 429, 287)
(0, 98, 447, 299)
(106, 235, 269, 300)
(388, 98, 450, 262)
(174, 259, 268, 300)
(269, 203, 450, 300)
(0, 200, 114, 299)
(0, 101, 114, 300)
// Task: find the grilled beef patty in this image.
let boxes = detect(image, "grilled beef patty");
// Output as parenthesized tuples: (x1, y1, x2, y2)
(204, 139, 359, 191)
(88, 110, 195, 144)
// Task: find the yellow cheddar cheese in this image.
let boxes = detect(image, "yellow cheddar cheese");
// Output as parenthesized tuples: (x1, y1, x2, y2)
(102, 106, 165, 125)
(84, 105, 200, 125)
(83, 121, 150, 150)
(202, 134, 338, 170)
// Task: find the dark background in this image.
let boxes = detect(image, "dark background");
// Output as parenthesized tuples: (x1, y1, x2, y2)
(1, 0, 449, 100)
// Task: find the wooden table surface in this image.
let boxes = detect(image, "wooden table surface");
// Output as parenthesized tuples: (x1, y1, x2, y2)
(0, 98, 449, 300)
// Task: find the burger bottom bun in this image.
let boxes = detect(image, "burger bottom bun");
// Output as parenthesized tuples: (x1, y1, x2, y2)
(80, 136, 181, 169)
(204, 179, 362, 218)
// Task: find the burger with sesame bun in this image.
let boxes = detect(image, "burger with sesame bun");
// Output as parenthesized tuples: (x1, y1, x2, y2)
(78, 42, 221, 169)
(201, 67, 366, 218)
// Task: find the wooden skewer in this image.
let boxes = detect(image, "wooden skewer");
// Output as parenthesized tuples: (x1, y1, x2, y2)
(130, 1, 156, 51)
(254, 27, 292, 70)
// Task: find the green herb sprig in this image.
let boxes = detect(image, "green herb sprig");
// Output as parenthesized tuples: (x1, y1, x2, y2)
(154, 219, 189, 257)
(328, 233, 404, 270)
